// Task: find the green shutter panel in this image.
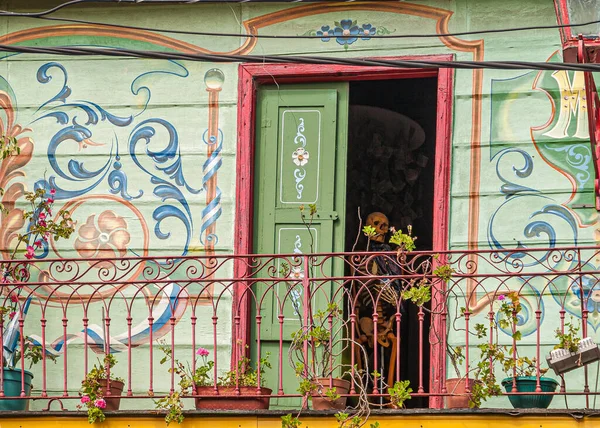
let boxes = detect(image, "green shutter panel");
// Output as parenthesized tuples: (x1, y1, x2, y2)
(253, 83, 348, 407)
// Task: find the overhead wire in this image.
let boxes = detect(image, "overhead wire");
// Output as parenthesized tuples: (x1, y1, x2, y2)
(0, 0, 599, 41)
(23, 14, 600, 40)
(0, 43, 600, 72)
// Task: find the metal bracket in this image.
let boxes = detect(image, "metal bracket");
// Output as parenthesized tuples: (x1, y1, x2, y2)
(42, 398, 67, 411)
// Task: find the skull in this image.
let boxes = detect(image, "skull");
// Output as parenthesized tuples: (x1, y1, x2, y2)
(366, 212, 389, 243)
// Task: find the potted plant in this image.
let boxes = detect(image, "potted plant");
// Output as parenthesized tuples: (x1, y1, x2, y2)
(289, 302, 353, 411)
(0, 333, 56, 411)
(496, 292, 559, 409)
(443, 305, 485, 408)
(547, 319, 600, 375)
(155, 343, 272, 424)
(78, 354, 125, 423)
(193, 347, 272, 410)
(466, 292, 558, 409)
(0, 139, 74, 411)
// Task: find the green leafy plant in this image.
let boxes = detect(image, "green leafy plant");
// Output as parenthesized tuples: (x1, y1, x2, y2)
(281, 414, 302, 428)
(388, 226, 416, 251)
(78, 354, 123, 424)
(0, 135, 20, 215)
(554, 319, 580, 353)
(388, 380, 412, 408)
(1, 186, 74, 287)
(8, 336, 57, 369)
(433, 263, 454, 282)
(402, 281, 431, 307)
(335, 412, 363, 428)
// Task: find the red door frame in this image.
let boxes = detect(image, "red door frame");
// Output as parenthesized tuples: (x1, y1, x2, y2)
(233, 55, 453, 408)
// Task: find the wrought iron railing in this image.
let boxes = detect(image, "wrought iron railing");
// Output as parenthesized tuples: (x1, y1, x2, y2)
(0, 246, 599, 411)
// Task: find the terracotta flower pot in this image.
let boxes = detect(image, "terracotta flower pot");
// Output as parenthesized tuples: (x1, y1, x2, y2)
(194, 386, 272, 410)
(445, 378, 478, 409)
(311, 378, 351, 410)
(101, 380, 125, 411)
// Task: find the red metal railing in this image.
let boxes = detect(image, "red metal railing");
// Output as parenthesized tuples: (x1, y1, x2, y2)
(0, 245, 599, 411)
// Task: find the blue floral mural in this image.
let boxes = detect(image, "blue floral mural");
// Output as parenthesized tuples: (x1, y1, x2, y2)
(304, 19, 394, 50)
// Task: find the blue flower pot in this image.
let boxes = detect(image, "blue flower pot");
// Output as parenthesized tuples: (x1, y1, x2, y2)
(501, 376, 559, 409)
(0, 368, 33, 411)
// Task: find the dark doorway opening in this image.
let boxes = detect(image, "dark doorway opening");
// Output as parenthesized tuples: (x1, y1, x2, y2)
(345, 77, 437, 408)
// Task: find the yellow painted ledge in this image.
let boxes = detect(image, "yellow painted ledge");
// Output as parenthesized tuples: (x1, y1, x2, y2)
(0, 415, 597, 428)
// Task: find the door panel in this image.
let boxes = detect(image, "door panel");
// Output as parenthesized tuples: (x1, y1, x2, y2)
(253, 83, 348, 408)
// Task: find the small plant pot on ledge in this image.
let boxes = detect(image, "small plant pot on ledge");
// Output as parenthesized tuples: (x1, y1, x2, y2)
(311, 378, 351, 410)
(0, 368, 33, 411)
(444, 378, 479, 409)
(194, 386, 272, 410)
(501, 376, 559, 409)
(102, 379, 125, 411)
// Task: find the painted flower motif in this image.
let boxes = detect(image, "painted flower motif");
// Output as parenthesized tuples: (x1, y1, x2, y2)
(290, 267, 304, 280)
(94, 398, 106, 409)
(75, 210, 131, 261)
(196, 347, 210, 357)
(81, 395, 90, 404)
(8, 311, 16, 320)
(333, 19, 360, 46)
(316, 25, 332, 42)
(359, 23, 377, 40)
(9, 294, 18, 303)
(497, 294, 506, 301)
(292, 147, 310, 167)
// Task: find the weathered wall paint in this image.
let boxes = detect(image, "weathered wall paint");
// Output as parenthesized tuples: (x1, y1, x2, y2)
(1, 0, 598, 410)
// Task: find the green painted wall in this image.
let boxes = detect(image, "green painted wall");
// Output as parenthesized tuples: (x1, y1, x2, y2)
(0, 0, 596, 410)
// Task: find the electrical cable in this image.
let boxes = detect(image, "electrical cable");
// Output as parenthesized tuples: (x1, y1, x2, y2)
(0, 0, 112, 17)
(1, 43, 600, 73)
(1, 0, 600, 41)
(17, 14, 600, 41)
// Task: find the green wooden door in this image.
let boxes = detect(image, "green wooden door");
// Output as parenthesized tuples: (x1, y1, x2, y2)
(253, 83, 348, 408)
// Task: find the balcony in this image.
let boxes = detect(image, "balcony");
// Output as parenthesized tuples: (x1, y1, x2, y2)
(0, 246, 599, 425)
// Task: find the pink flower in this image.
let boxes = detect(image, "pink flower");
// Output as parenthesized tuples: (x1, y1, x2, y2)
(8, 312, 16, 320)
(38, 220, 46, 228)
(38, 212, 46, 220)
(9, 294, 18, 303)
(81, 395, 90, 404)
(94, 398, 106, 409)
(50, 188, 56, 196)
(46, 197, 54, 204)
(196, 347, 210, 357)
(34, 240, 42, 248)
(24, 246, 35, 260)
(498, 294, 506, 301)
